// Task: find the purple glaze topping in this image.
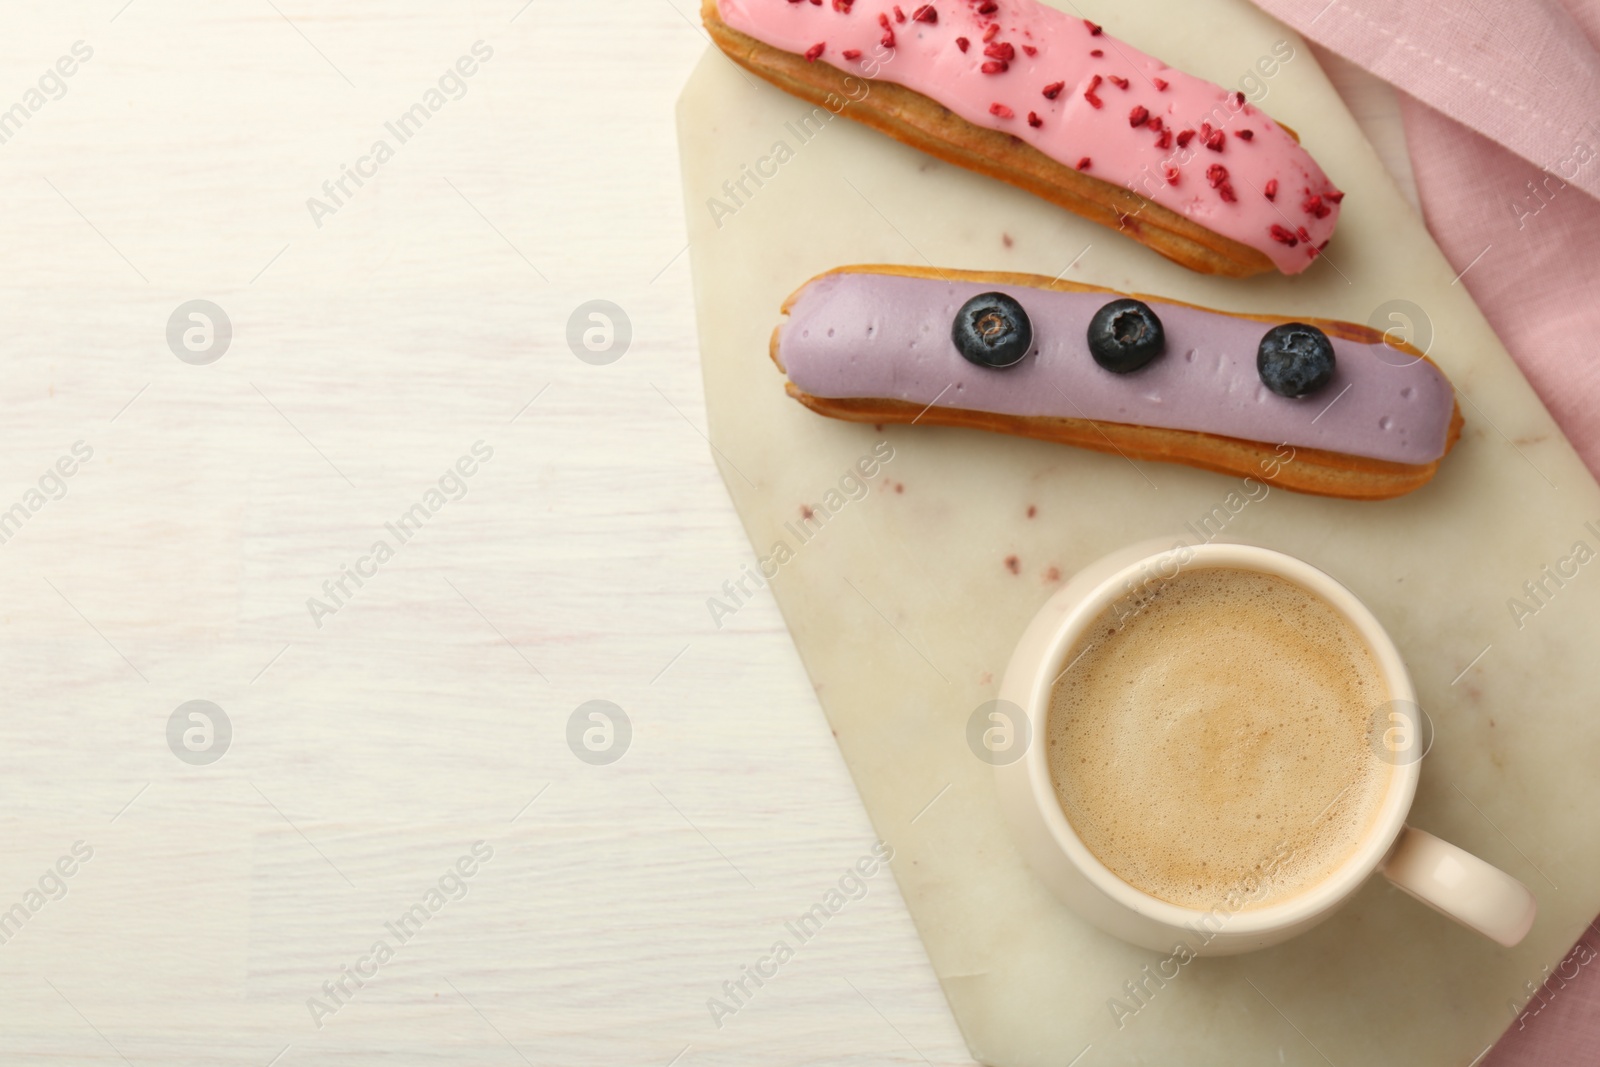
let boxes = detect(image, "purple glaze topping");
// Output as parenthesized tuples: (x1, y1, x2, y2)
(779, 272, 1455, 465)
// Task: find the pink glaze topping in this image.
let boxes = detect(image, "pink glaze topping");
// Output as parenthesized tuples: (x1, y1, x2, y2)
(779, 271, 1455, 465)
(716, 0, 1342, 274)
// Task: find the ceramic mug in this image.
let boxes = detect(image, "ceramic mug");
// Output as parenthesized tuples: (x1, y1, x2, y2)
(994, 539, 1538, 956)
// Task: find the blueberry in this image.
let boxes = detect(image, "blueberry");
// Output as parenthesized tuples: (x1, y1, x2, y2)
(1087, 298, 1165, 373)
(952, 292, 1032, 368)
(1257, 323, 1336, 397)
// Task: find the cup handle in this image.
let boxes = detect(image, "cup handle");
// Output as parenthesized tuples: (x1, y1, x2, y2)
(1381, 826, 1538, 947)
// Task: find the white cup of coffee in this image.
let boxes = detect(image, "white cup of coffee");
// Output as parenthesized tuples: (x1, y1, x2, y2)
(994, 539, 1537, 955)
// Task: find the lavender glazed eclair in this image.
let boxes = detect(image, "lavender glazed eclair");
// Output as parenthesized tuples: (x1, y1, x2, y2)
(771, 265, 1462, 499)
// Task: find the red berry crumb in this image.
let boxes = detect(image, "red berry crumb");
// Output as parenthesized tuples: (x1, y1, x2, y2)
(1090, 48, 1104, 57)
(1084, 74, 1103, 108)
(1042, 80, 1064, 99)
(893, 5, 905, 22)
(804, 42, 825, 62)
(1270, 224, 1298, 246)
(976, 0, 996, 11)
(955, 36, 969, 51)
(1204, 129, 1225, 151)
(1108, 75, 1129, 89)
(981, 60, 1009, 74)
(1076, 156, 1092, 170)
(1028, 111, 1042, 127)
(1303, 194, 1330, 218)
(842, 48, 861, 59)
(1164, 165, 1180, 184)
(1083, 19, 1102, 34)
(912, 4, 937, 23)
(1264, 178, 1278, 201)
(1235, 129, 1254, 141)
(1175, 128, 1195, 147)
(1219, 182, 1236, 202)
(990, 102, 1014, 119)
(1325, 189, 1345, 203)
(1128, 105, 1149, 127)
(1021, 44, 1036, 56)
(1152, 77, 1168, 91)
(982, 22, 999, 42)
(985, 41, 1015, 61)
(1206, 164, 1228, 187)
(1155, 128, 1172, 149)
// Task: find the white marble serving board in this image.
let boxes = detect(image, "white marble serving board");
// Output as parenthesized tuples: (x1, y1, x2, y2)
(676, 2, 1600, 1063)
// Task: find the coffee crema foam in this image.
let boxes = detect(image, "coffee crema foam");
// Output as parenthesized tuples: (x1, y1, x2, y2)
(1046, 567, 1391, 911)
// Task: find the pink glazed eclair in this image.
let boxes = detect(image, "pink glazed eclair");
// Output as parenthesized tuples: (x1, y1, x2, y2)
(704, 0, 1342, 277)
(772, 266, 1462, 499)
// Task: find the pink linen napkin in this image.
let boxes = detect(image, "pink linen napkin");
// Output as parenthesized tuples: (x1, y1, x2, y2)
(1399, 95, 1600, 487)
(1246, 1, 1600, 1063)
(1251, 0, 1600, 482)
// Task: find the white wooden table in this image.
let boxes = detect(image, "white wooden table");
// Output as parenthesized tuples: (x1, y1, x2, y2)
(0, 3, 1416, 1064)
